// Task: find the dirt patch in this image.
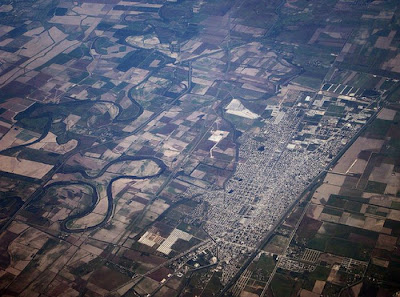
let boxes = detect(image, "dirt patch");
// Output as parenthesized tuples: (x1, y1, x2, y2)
(376, 234, 397, 251)
(148, 267, 173, 282)
(377, 108, 397, 121)
(297, 217, 323, 239)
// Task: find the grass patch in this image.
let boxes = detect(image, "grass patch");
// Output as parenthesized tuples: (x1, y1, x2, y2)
(252, 254, 276, 280)
(327, 195, 346, 208)
(325, 238, 371, 261)
(365, 181, 387, 194)
(391, 201, 400, 210)
(326, 104, 345, 117)
(365, 119, 391, 137)
(93, 37, 114, 55)
(322, 207, 343, 217)
(17, 116, 48, 134)
(344, 200, 362, 212)
(71, 257, 104, 277)
(306, 234, 328, 251)
(292, 75, 323, 90)
(270, 273, 297, 297)
(302, 266, 330, 291)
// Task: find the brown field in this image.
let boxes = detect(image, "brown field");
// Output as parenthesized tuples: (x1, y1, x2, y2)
(165, 277, 183, 291)
(29, 132, 78, 154)
(324, 173, 346, 187)
(0, 127, 39, 151)
(296, 216, 323, 239)
(369, 162, 394, 184)
(313, 280, 326, 294)
(66, 154, 108, 175)
(35, 242, 70, 272)
(123, 249, 166, 266)
(0, 155, 53, 179)
(107, 159, 161, 176)
(154, 286, 178, 297)
(89, 266, 131, 291)
(371, 257, 389, 268)
(388, 209, 400, 221)
(148, 266, 173, 282)
(91, 220, 127, 243)
(311, 183, 341, 205)
(363, 217, 385, 232)
(332, 137, 384, 174)
(376, 234, 397, 251)
(377, 108, 397, 121)
(68, 209, 105, 231)
(264, 235, 289, 254)
(41, 184, 94, 222)
(348, 233, 376, 247)
(134, 277, 159, 295)
(6, 223, 28, 237)
(306, 204, 324, 220)
(240, 291, 260, 297)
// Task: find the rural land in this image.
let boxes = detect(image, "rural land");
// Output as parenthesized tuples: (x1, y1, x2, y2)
(0, 0, 399, 296)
